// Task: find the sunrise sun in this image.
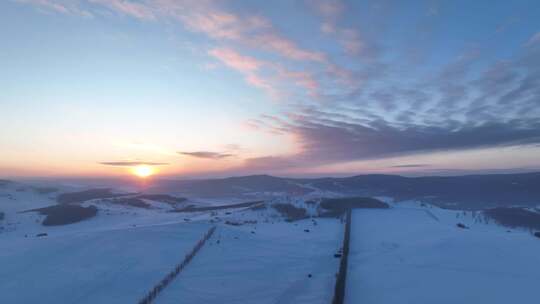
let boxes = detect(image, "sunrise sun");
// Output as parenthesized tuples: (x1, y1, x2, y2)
(131, 165, 155, 178)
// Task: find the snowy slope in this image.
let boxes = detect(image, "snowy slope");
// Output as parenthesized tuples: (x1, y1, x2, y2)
(346, 204, 540, 304)
(1, 181, 61, 234)
(0, 182, 218, 303)
(1, 181, 343, 304)
(156, 218, 342, 304)
(4, 179, 539, 304)
(0, 221, 212, 304)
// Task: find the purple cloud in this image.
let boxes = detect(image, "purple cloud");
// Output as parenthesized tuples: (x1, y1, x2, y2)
(179, 151, 234, 160)
(100, 161, 169, 166)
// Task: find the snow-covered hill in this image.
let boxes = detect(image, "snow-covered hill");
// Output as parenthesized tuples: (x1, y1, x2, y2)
(346, 202, 540, 304)
(1, 180, 539, 303)
(0, 181, 344, 304)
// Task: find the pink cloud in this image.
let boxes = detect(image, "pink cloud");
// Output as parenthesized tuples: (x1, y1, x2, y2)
(275, 66, 320, 94)
(17, 0, 356, 100)
(209, 47, 322, 97)
(321, 22, 336, 34)
(308, 0, 365, 56)
(339, 28, 364, 55)
(208, 48, 263, 72)
(242, 156, 296, 170)
(307, 0, 344, 19)
(251, 33, 326, 62)
(16, 0, 92, 17)
(87, 1, 325, 63)
(177, 8, 324, 62)
(208, 47, 276, 95)
(181, 11, 245, 39)
(90, 0, 155, 20)
(245, 74, 274, 92)
(526, 31, 540, 47)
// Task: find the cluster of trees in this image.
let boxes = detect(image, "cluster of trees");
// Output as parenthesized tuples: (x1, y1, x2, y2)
(135, 194, 187, 207)
(173, 201, 263, 213)
(138, 226, 217, 304)
(319, 197, 389, 217)
(272, 203, 308, 221)
(484, 207, 540, 230)
(109, 198, 151, 209)
(37, 205, 98, 226)
(56, 188, 127, 204)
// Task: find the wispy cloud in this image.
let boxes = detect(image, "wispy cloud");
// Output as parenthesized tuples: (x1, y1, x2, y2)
(208, 48, 262, 72)
(308, 0, 370, 56)
(242, 156, 296, 170)
(208, 47, 320, 97)
(14, 0, 540, 176)
(241, 19, 540, 171)
(99, 161, 169, 166)
(526, 31, 540, 47)
(391, 164, 430, 168)
(16, 0, 354, 100)
(249, 33, 325, 62)
(250, 114, 540, 167)
(88, 0, 325, 63)
(275, 66, 320, 94)
(89, 0, 155, 20)
(208, 47, 275, 94)
(179, 151, 234, 159)
(15, 0, 92, 17)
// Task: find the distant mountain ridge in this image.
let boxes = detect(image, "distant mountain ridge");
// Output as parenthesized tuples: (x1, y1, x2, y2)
(150, 172, 540, 209)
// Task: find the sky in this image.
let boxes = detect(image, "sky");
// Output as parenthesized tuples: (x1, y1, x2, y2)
(1, 0, 540, 179)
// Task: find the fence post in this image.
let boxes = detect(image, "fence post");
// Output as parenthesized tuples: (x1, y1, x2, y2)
(137, 225, 217, 304)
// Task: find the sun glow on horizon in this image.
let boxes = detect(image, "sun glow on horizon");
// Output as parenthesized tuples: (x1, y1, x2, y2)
(131, 165, 155, 178)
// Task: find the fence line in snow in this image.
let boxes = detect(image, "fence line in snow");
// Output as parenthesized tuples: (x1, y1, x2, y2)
(332, 209, 352, 304)
(137, 225, 217, 304)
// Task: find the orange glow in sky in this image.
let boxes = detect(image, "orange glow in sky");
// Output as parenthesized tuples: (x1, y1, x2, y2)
(131, 165, 155, 178)
(2, 1, 540, 179)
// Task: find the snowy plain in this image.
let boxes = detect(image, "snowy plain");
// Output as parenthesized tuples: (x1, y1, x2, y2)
(346, 203, 540, 304)
(0, 183, 343, 304)
(0, 220, 212, 304)
(156, 219, 342, 304)
(2, 181, 540, 304)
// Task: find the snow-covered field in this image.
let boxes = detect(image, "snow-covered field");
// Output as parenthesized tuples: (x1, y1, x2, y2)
(0, 220, 212, 304)
(3, 180, 540, 304)
(0, 183, 343, 304)
(156, 219, 342, 304)
(346, 203, 540, 304)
